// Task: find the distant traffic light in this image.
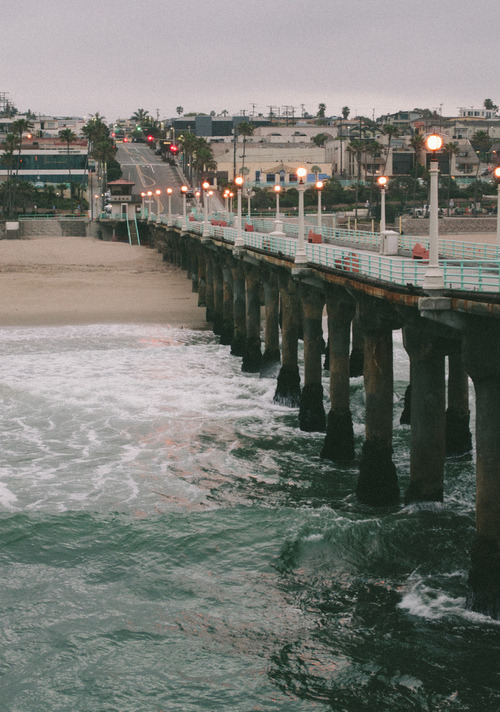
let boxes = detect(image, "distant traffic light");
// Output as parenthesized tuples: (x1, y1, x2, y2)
(147, 135, 154, 142)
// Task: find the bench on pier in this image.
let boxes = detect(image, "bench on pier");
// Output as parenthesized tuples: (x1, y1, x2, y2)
(334, 253, 360, 273)
(308, 229, 322, 243)
(412, 242, 429, 260)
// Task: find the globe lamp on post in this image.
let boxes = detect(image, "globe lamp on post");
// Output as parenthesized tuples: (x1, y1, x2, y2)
(423, 133, 444, 290)
(295, 167, 308, 265)
(270, 184, 285, 237)
(315, 180, 324, 229)
(166, 188, 173, 225)
(140, 192, 146, 219)
(181, 185, 188, 230)
(202, 180, 210, 238)
(494, 166, 500, 246)
(234, 176, 244, 249)
(155, 189, 161, 224)
(147, 191, 153, 221)
(377, 176, 388, 234)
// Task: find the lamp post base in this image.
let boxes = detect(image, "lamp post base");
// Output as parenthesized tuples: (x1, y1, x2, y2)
(294, 250, 308, 266)
(423, 266, 445, 291)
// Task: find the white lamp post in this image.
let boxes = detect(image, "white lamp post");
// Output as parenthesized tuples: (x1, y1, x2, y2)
(229, 192, 234, 214)
(166, 187, 173, 225)
(224, 189, 229, 215)
(181, 185, 188, 229)
(140, 192, 146, 219)
(270, 184, 285, 236)
(423, 133, 445, 290)
(202, 180, 210, 237)
(208, 190, 214, 217)
(195, 190, 201, 212)
(316, 180, 323, 229)
(147, 191, 153, 221)
(234, 175, 244, 249)
(155, 189, 161, 224)
(246, 186, 252, 220)
(377, 175, 388, 234)
(295, 166, 308, 265)
(494, 166, 500, 246)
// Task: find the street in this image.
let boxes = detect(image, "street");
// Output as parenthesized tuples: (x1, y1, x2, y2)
(115, 142, 186, 214)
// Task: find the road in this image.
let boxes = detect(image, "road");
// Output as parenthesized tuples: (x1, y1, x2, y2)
(116, 142, 186, 214)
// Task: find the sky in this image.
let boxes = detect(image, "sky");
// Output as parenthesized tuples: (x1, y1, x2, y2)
(2, 0, 499, 123)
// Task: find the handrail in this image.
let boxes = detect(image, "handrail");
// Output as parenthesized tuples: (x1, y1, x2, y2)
(125, 215, 132, 245)
(134, 212, 141, 246)
(18, 213, 86, 220)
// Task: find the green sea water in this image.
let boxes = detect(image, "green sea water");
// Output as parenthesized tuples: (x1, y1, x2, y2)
(0, 324, 498, 712)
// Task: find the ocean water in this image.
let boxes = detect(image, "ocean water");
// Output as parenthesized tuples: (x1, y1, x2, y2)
(0, 324, 498, 712)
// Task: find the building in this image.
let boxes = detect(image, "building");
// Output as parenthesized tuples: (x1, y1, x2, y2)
(0, 136, 89, 185)
(459, 107, 498, 120)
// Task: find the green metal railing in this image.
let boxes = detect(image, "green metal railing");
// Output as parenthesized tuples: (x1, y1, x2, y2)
(19, 213, 86, 221)
(399, 234, 500, 261)
(132, 211, 500, 293)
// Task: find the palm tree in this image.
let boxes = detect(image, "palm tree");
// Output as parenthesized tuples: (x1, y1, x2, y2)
(409, 133, 426, 204)
(382, 124, 399, 173)
(59, 128, 77, 182)
(176, 106, 184, 116)
(11, 118, 33, 179)
(131, 108, 150, 125)
(92, 139, 117, 211)
(483, 98, 498, 113)
(311, 165, 321, 180)
(342, 106, 350, 120)
(237, 121, 254, 174)
(1, 133, 20, 216)
(347, 139, 366, 219)
(443, 141, 459, 215)
(192, 146, 217, 184)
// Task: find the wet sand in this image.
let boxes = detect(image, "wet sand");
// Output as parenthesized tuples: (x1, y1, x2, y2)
(0, 236, 208, 329)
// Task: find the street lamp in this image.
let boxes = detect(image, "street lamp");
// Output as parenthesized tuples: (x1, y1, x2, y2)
(202, 180, 210, 237)
(295, 166, 308, 265)
(208, 190, 214, 216)
(195, 190, 201, 212)
(166, 187, 173, 225)
(141, 191, 146, 219)
(147, 191, 153, 221)
(234, 175, 244, 249)
(377, 176, 388, 234)
(270, 184, 285, 237)
(494, 166, 500, 246)
(155, 189, 161, 224)
(181, 185, 188, 229)
(229, 192, 234, 213)
(315, 180, 324, 229)
(423, 133, 444, 290)
(224, 189, 230, 214)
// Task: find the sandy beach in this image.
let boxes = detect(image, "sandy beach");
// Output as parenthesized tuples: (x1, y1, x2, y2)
(0, 236, 208, 329)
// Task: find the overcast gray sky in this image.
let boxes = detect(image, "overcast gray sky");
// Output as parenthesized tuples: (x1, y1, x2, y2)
(2, 0, 498, 122)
